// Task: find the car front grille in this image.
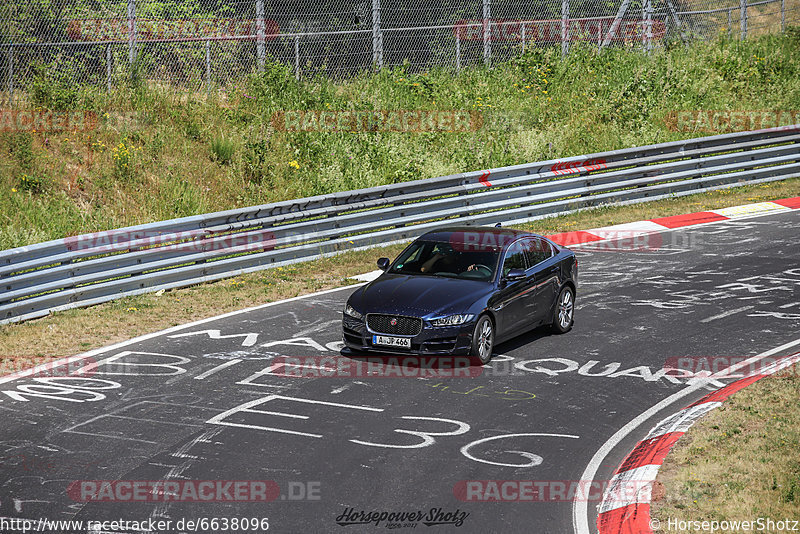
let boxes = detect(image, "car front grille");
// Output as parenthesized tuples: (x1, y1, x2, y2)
(366, 314, 423, 336)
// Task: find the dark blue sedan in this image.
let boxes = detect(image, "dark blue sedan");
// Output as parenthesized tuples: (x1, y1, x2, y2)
(342, 226, 577, 364)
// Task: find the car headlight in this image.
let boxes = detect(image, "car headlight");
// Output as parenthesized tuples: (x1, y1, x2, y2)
(430, 314, 474, 327)
(344, 304, 363, 320)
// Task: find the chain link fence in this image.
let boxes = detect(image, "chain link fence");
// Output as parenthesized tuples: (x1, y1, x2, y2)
(0, 0, 798, 96)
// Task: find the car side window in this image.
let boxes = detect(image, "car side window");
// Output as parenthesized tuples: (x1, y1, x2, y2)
(523, 237, 554, 267)
(502, 241, 528, 276)
(539, 239, 555, 260)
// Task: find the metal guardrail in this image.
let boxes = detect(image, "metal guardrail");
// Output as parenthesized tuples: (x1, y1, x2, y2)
(1, 124, 798, 325)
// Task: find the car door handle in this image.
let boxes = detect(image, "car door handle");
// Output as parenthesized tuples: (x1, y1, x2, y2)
(535, 266, 559, 281)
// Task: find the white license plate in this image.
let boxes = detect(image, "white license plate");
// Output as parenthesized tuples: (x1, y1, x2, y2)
(373, 335, 411, 348)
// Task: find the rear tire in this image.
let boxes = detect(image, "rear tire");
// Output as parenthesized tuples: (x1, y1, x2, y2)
(470, 315, 494, 365)
(551, 286, 575, 334)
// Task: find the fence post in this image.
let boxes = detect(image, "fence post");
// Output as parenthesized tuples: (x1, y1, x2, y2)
(256, 0, 266, 71)
(641, 1, 646, 49)
(106, 44, 112, 92)
(781, 0, 785, 31)
(664, 0, 687, 43)
(127, 0, 137, 67)
(602, 0, 631, 48)
(372, 0, 383, 70)
(740, 0, 747, 40)
(294, 36, 300, 79)
(6, 49, 13, 105)
(455, 29, 461, 72)
(483, 0, 491, 66)
(727, 8, 732, 37)
(598, 21, 602, 50)
(561, 0, 569, 57)
(521, 23, 526, 54)
(644, 0, 652, 52)
(205, 40, 211, 93)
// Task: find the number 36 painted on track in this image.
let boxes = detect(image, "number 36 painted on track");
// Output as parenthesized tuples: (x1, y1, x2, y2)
(207, 394, 580, 468)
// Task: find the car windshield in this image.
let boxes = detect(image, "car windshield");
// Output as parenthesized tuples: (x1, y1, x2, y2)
(389, 240, 500, 281)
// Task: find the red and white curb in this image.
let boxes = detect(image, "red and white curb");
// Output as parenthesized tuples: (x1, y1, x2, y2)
(547, 196, 800, 248)
(596, 350, 800, 534)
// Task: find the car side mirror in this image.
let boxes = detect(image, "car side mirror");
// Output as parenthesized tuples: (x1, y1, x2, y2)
(504, 268, 526, 281)
(377, 258, 390, 271)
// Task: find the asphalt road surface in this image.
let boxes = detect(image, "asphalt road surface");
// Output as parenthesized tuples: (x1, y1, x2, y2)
(1, 210, 798, 534)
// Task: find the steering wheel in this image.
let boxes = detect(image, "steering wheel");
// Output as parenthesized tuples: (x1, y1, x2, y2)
(471, 264, 492, 275)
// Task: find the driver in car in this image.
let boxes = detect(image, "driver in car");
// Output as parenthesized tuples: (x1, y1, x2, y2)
(419, 248, 453, 273)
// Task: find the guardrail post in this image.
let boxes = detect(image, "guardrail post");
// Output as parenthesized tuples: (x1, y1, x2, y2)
(372, 0, 383, 70)
(294, 36, 300, 79)
(127, 0, 137, 67)
(205, 40, 211, 93)
(483, 0, 491, 66)
(256, 0, 266, 71)
(561, 0, 569, 57)
(740, 0, 747, 39)
(106, 44, 112, 92)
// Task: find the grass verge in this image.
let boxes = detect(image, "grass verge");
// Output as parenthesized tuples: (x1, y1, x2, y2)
(652, 361, 800, 531)
(0, 176, 797, 371)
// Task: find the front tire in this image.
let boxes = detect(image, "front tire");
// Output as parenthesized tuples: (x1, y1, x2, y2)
(551, 286, 575, 334)
(470, 315, 494, 365)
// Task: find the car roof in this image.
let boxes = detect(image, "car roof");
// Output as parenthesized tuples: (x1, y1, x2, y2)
(418, 226, 544, 250)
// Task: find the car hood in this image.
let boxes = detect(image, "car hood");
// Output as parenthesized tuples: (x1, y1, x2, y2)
(350, 273, 493, 317)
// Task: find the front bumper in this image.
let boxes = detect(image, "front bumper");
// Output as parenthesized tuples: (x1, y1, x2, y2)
(342, 315, 474, 355)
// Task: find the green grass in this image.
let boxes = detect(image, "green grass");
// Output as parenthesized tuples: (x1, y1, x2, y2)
(210, 134, 237, 165)
(1, 30, 800, 250)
